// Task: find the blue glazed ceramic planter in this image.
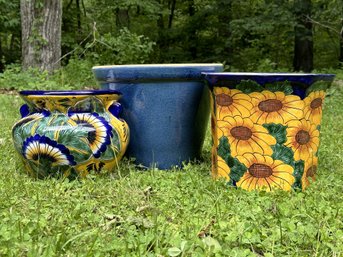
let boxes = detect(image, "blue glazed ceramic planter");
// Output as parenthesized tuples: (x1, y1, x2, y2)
(92, 64, 223, 169)
(202, 72, 335, 191)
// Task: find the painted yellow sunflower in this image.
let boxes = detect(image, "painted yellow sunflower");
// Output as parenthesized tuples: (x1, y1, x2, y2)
(301, 155, 318, 190)
(212, 153, 230, 180)
(303, 90, 325, 126)
(236, 153, 295, 191)
(217, 115, 276, 157)
(285, 119, 319, 161)
(214, 87, 252, 119)
(249, 91, 304, 125)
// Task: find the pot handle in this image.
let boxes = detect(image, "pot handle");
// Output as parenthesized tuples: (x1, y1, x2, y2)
(108, 102, 123, 119)
(20, 104, 30, 118)
(107, 102, 129, 144)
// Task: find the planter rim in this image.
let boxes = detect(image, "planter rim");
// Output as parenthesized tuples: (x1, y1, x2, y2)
(92, 63, 223, 82)
(202, 72, 335, 79)
(92, 63, 223, 69)
(19, 89, 122, 96)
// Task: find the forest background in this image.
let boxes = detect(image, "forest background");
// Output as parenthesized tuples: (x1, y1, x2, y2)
(0, 0, 343, 90)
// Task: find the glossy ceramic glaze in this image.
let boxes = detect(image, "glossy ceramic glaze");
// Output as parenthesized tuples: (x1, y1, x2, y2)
(202, 72, 335, 191)
(12, 90, 129, 178)
(93, 64, 223, 169)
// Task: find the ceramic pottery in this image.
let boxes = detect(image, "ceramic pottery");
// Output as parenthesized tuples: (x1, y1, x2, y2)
(92, 64, 223, 169)
(12, 90, 129, 179)
(202, 72, 335, 191)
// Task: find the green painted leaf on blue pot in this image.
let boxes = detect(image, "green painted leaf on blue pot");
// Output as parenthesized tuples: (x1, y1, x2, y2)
(101, 130, 120, 160)
(271, 144, 294, 167)
(56, 128, 92, 163)
(263, 123, 287, 144)
(292, 160, 304, 189)
(264, 81, 293, 95)
(236, 80, 264, 94)
(306, 81, 330, 96)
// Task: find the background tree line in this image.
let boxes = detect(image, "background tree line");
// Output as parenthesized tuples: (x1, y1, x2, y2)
(0, 0, 342, 75)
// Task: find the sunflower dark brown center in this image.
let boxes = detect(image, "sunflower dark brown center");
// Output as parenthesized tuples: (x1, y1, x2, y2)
(249, 163, 273, 178)
(310, 98, 322, 109)
(258, 99, 283, 112)
(306, 165, 317, 177)
(230, 126, 252, 140)
(295, 130, 310, 145)
(216, 94, 233, 106)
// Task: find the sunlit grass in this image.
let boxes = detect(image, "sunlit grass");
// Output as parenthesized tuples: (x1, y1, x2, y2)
(0, 81, 342, 256)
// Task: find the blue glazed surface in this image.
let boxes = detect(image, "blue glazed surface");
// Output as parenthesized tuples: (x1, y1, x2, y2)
(202, 72, 335, 99)
(93, 64, 223, 169)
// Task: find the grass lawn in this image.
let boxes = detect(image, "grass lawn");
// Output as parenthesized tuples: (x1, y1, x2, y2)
(0, 83, 342, 257)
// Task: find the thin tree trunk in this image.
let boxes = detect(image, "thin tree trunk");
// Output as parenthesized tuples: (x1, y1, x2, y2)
(0, 37, 4, 72)
(21, 0, 62, 73)
(187, 0, 197, 59)
(168, 0, 176, 29)
(217, 0, 232, 66)
(115, 8, 130, 29)
(76, 0, 82, 38)
(293, 0, 313, 72)
(339, 21, 343, 64)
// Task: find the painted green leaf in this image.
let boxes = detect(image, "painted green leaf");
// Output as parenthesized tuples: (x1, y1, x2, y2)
(229, 158, 247, 182)
(236, 80, 264, 93)
(57, 127, 92, 163)
(217, 136, 231, 162)
(306, 81, 330, 96)
(264, 81, 293, 95)
(263, 123, 287, 144)
(271, 144, 294, 167)
(292, 160, 304, 189)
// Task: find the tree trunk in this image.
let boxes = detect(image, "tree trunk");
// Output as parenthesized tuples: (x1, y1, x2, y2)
(187, 0, 197, 59)
(339, 20, 343, 64)
(76, 0, 82, 39)
(0, 37, 4, 72)
(217, 0, 232, 66)
(21, 0, 62, 73)
(168, 0, 176, 29)
(293, 0, 313, 72)
(115, 8, 130, 29)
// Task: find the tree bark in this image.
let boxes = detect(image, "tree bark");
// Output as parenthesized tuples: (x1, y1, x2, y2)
(168, 0, 176, 29)
(21, 0, 62, 73)
(187, 0, 197, 59)
(0, 37, 4, 72)
(293, 0, 313, 72)
(115, 8, 130, 29)
(217, 0, 232, 66)
(339, 20, 343, 64)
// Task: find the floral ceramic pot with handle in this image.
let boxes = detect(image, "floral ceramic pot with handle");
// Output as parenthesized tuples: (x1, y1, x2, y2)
(12, 90, 129, 179)
(202, 72, 335, 192)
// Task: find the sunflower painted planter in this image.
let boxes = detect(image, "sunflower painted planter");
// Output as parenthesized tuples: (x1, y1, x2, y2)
(202, 72, 335, 191)
(12, 90, 129, 179)
(92, 64, 223, 169)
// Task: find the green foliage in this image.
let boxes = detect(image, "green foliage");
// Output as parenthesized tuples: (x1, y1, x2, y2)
(84, 28, 155, 65)
(0, 65, 60, 91)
